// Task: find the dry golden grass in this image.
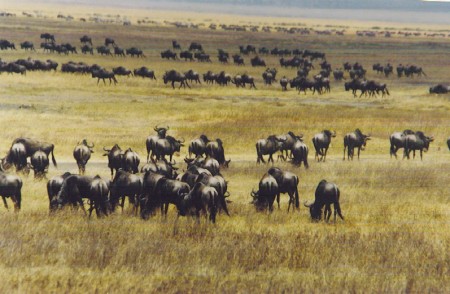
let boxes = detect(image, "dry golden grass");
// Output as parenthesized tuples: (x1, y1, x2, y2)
(0, 5, 449, 293)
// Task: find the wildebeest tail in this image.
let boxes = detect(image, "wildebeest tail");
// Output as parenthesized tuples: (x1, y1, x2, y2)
(294, 177, 300, 209)
(334, 185, 344, 220)
(51, 145, 57, 167)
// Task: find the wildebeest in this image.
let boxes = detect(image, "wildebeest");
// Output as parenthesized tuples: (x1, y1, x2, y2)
(73, 139, 94, 174)
(177, 182, 219, 223)
(277, 131, 302, 160)
(134, 67, 156, 79)
(109, 169, 143, 213)
(7, 138, 57, 168)
(404, 131, 434, 160)
(188, 42, 203, 51)
(0, 170, 22, 211)
(312, 130, 336, 162)
(146, 126, 169, 162)
(103, 144, 124, 178)
(154, 136, 184, 162)
(251, 173, 279, 212)
(188, 134, 210, 158)
(280, 76, 289, 91)
(161, 49, 177, 60)
(203, 71, 216, 84)
(104, 37, 115, 46)
(180, 50, 194, 61)
(343, 129, 371, 160)
(429, 84, 449, 94)
(30, 150, 49, 179)
(47, 172, 73, 211)
(195, 173, 230, 216)
(267, 167, 299, 211)
(122, 148, 140, 174)
(172, 40, 181, 50)
(154, 178, 190, 217)
(126, 47, 145, 58)
(256, 135, 285, 164)
(291, 139, 309, 168)
(262, 68, 277, 85)
(250, 56, 266, 67)
(163, 70, 190, 89)
(114, 46, 125, 57)
(333, 69, 345, 81)
(54, 175, 109, 217)
(20, 41, 35, 51)
(96, 45, 112, 56)
(81, 44, 93, 54)
(232, 54, 245, 66)
(140, 159, 178, 179)
(215, 71, 232, 86)
(80, 35, 92, 45)
(389, 130, 415, 159)
(89, 176, 111, 217)
(113, 66, 132, 77)
(304, 179, 344, 222)
(40, 33, 55, 42)
(205, 139, 229, 167)
(2, 142, 28, 173)
(184, 69, 201, 84)
(92, 69, 118, 85)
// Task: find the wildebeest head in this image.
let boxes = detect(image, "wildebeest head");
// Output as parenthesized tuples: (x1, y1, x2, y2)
(79, 139, 94, 152)
(354, 129, 371, 149)
(154, 125, 169, 137)
(303, 200, 321, 221)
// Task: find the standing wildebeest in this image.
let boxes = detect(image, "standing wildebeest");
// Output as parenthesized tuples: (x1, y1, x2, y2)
(89, 176, 111, 217)
(267, 167, 299, 211)
(92, 69, 118, 85)
(103, 144, 124, 178)
(312, 130, 336, 162)
(73, 139, 94, 174)
(232, 54, 245, 66)
(256, 135, 285, 164)
(40, 33, 55, 43)
(30, 150, 49, 179)
(154, 136, 184, 162)
(113, 66, 132, 77)
(304, 179, 343, 222)
(251, 173, 279, 212)
(47, 172, 73, 211)
(140, 160, 178, 179)
(163, 70, 190, 89)
(343, 129, 371, 160)
(20, 41, 35, 51)
(146, 126, 169, 162)
(122, 148, 140, 174)
(404, 131, 434, 160)
(9, 137, 57, 167)
(114, 46, 125, 57)
(180, 51, 194, 61)
(195, 173, 230, 216)
(80, 35, 92, 45)
(291, 139, 309, 168)
(250, 56, 266, 67)
(126, 47, 145, 58)
(177, 182, 219, 223)
(189, 42, 203, 51)
(134, 67, 156, 79)
(277, 131, 302, 160)
(188, 135, 210, 158)
(81, 44, 93, 54)
(172, 40, 181, 50)
(0, 170, 22, 212)
(161, 49, 178, 60)
(389, 130, 415, 159)
(2, 142, 28, 173)
(154, 178, 191, 217)
(104, 37, 115, 46)
(109, 169, 143, 213)
(184, 69, 201, 84)
(280, 76, 289, 91)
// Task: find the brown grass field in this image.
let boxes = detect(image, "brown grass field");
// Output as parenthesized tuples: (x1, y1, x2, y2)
(0, 3, 449, 293)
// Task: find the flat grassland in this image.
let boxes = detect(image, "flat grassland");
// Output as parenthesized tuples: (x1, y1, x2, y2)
(0, 4, 449, 293)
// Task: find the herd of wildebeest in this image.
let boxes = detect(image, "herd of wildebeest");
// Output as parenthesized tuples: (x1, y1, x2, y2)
(0, 125, 447, 223)
(1, 33, 449, 95)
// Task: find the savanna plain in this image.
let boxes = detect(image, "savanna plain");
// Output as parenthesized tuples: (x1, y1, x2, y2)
(0, 3, 449, 293)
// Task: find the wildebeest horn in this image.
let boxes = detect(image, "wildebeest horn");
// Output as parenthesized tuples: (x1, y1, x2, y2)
(154, 125, 159, 131)
(224, 191, 231, 197)
(179, 137, 185, 143)
(297, 133, 304, 138)
(303, 200, 313, 208)
(103, 147, 110, 152)
(88, 142, 94, 148)
(166, 126, 170, 130)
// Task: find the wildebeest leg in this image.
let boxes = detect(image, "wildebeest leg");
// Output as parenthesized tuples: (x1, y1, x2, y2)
(343, 145, 347, 160)
(420, 150, 423, 160)
(172, 81, 175, 89)
(276, 193, 280, 209)
(413, 150, 416, 159)
(2, 197, 8, 210)
(120, 196, 125, 212)
(357, 147, 361, 160)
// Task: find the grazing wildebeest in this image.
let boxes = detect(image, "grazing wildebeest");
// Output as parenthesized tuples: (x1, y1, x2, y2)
(96, 45, 112, 56)
(109, 169, 143, 213)
(267, 167, 299, 211)
(304, 179, 343, 222)
(30, 150, 49, 179)
(195, 173, 230, 216)
(205, 139, 229, 167)
(114, 46, 125, 57)
(312, 130, 336, 162)
(113, 66, 132, 77)
(89, 176, 110, 217)
(188, 42, 203, 51)
(256, 135, 285, 164)
(188, 135, 210, 158)
(92, 69, 118, 85)
(180, 50, 194, 61)
(154, 136, 184, 162)
(134, 67, 156, 79)
(105, 37, 115, 46)
(126, 47, 145, 58)
(177, 182, 219, 223)
(185, 156, 220, 176)
(2, 142, 28, 173)
(429, 84, 450, 94)
(40, 33, 55, 43)
(194, 52, 211, 62)
(54, 175, 108, 217)
(343, 129, 371, 160)
(0, 170, 22, 212)
(232, 54, 245, 66)
(80, 35, 92, 45)
(81, 44, 93, 54)
(161, 49, 177, 60)
(20, 41, 35, 51)
(9, 137, 57, 167)
(146, 126, 169, 162)
(103, 144, 124, 178)
(250, 56, 266, 67)
(47, 172, 73, 211)
(163, 70, 190, 89)
(389, 130, 415, 159)
(140, 160, 178, 179)
(73, 139, 94, 174)
(154, 178, 190, 217)
(251, 173, 279, 212)
(122, 148, 140, 174)
(404, 131, 434, 160)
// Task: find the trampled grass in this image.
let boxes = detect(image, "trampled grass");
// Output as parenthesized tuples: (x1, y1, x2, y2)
(0, 4, 449, 293)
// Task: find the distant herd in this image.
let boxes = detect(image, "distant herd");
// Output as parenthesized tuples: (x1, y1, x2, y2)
(0, 126, 447, 223)
(0, 33, 448, 95)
